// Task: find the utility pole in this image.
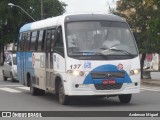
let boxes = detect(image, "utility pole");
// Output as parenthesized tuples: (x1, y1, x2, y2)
(41, 0, 44, 19)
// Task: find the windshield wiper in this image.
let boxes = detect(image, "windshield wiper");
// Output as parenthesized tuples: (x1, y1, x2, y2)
(95, 48, 111, 56)
(96, 48, 134, 56)
(110, 48, 133, 56)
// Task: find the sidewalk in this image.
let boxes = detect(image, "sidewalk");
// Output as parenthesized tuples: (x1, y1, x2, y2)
(142, 71, 160, 87)
(141, 79, 160, 87)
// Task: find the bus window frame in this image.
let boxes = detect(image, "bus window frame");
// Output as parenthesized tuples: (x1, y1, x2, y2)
(37, 30, 44, 52)
(19, 32, 28, 51)
(45, 29, 52, 52)
(17, 33, 22, 51)
(30, 31, 38, 51)
(25, 32, 31, 51)
(53, 26, 64, 57)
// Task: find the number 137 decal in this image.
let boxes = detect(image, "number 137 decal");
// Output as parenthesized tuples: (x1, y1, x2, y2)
(70, 64, 81, 69)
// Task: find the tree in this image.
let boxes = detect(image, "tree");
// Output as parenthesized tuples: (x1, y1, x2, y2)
(0, 0, 66, 44)
(27, 0, 67, 20)
(113, 0, 159, 78)
(147, 0, 160, 54)
(0, 0, 66, 64)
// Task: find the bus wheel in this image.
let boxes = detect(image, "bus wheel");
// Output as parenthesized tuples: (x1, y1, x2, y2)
(58, 82, 70, 105)
(30, 82, 45, 96)
(30, 82, 37, 95)
(118, 94, 132, 103)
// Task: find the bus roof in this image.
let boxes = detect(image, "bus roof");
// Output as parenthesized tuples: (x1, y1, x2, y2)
(20, 14, 125, 32)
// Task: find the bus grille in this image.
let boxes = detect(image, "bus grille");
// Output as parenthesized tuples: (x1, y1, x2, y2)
(94, 83, 123, 90)
(91, 71, 125, 79)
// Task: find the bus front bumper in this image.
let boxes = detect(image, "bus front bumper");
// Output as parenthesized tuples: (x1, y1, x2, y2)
(65, 83, 140, 96)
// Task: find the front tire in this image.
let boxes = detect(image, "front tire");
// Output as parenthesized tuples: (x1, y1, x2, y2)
(58, 82, 70, 105)
(30, 80, 45, 96)
(118, 94, 132, 103)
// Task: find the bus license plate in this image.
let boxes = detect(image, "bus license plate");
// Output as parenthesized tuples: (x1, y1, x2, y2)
(102, 80, 116, 85)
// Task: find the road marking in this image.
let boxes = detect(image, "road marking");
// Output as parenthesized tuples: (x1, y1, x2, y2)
(141, 86, 160, 89)
(17, 87, 30, 91)
(141, 86, 160, 90)
(0, 87, 22, 93)
(141, 86, 160, 91)
(141, 88, 160, 91)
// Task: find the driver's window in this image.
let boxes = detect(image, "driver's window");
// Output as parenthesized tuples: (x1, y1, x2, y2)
(54, 26, 64, 55)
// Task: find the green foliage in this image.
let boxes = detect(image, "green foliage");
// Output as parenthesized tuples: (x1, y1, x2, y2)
(114, 0, 160, 53)
(0, 0, 66, 44)
(147, 0, 160, 53)
(28, 0, 67, 19)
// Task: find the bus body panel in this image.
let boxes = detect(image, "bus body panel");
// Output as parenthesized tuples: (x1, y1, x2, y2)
(62, 56, 140, 95)
(31, 52, 46, 90)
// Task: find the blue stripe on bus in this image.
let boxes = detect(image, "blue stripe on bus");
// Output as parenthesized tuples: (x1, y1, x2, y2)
(20, 23, 32, 32)
(83, 64, 132, 84)
(17, 52, 35, 84)
(17, 52, 21, 82)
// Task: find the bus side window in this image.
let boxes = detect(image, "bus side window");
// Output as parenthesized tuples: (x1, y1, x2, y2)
(30, 31, 38, 51)
(37, 30, 44, 51)
(51, 29, 56, 52)
(54, 26, 64, 55)
(23, 33, 28, 51)
(25, 32, 31, 51)
(45, 30, 52, 52)
(18, 33, 22, 51)
(42, 30, 46, 51)
(20, 33, 27, 51)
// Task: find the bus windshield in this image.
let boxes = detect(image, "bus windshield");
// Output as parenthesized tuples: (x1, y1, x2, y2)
(66, 21, 138, 58)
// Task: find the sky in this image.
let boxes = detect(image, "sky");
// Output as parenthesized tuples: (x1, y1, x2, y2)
(60, 0, 118, 14)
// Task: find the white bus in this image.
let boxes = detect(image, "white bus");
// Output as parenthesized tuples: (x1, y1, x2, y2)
(17, 14, 140, 105)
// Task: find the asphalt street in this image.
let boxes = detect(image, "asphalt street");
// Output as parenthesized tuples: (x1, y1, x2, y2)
(0, 66, 160, 119)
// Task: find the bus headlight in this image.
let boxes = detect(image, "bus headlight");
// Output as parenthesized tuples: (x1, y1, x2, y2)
(129, 69, 140, 76)
(67, 70, 85, 76)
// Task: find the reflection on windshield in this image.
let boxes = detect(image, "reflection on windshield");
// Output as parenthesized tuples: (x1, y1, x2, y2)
(66, 21, 138, 57)
(95, 47, 133, 56)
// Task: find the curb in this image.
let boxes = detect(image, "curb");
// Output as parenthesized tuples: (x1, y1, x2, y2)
(141, 79, 160, 87)
(142, 82, 160, 87)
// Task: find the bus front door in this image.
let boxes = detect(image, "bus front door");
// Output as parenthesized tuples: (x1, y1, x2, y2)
(45, 52, 54, 91)
(45, 29, 54, 91)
